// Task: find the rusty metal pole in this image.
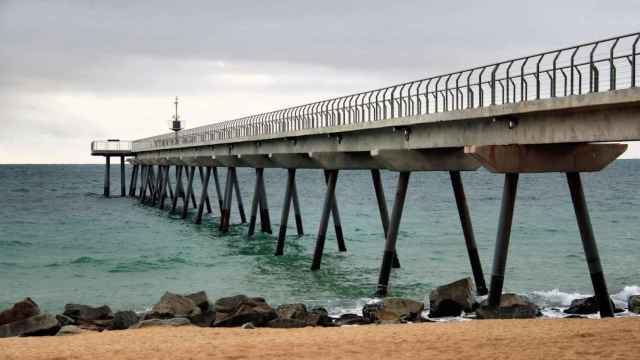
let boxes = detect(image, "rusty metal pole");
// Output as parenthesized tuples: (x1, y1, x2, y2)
(487, 173, 519, 308)
(311, 170, 338, 270)
(566, 172, 614, 318)
(450, 170, 488, 296)
(375, 171, 411, 297)
(276, 169, 296, 255)
(371, 169, 401, 268)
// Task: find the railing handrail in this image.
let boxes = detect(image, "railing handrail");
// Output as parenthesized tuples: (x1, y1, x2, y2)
(132, 32, 640, 152)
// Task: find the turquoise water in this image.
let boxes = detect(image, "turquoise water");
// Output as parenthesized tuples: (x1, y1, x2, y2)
(1, 162, 639, 314)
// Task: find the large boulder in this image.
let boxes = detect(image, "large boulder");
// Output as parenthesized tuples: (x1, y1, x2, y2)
(629, 295, 640, 314)
(363, 298, 424, 323)
(110, 311, 140, 330)
(189, 309, 216, 327)
(266, 318, 307, 328)
(148, 292, 201, 320)
(131, 318, 191, 329)
(0, 298, 40, 326)
(276, 304, 308, 321)
(304, 307, 333, 327)
(213, 295, 277, 327)
(63, 304, 113, 330)
(564, 296, 622, 315)
(429, 278, 476, 318)
(476, 293, 539, 319)
(186, 291, 210, 313)
(0, 313, 60, 338)
(334, 314, 366, 326)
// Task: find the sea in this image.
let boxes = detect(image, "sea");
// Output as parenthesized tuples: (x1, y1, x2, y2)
(1, 162, 639, 318)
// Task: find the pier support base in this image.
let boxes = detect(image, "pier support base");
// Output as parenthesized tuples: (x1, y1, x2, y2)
(258, 169, 272, 234)
(219, 167, 235, 233)
(375, 171, 411, 297)
(450, 170, 488, 296)
(120, 156, 126, 197)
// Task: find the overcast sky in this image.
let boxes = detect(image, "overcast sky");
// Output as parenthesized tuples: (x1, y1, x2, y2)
(1, 0, 639, 163)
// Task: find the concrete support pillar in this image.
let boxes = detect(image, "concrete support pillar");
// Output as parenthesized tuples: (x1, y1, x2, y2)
(120, 156, 126, 197)
(487, 173, 519, 308)
(275, 169, 296, 255)
(450, 170, 488, 296)
(311, 169, 339, 270)
(195, 167, 212, 224)
(375, 171, 411, 297)
(371, 169, 401, 269)
(566, 172, 614, 318)
(103, 156, 110, 197)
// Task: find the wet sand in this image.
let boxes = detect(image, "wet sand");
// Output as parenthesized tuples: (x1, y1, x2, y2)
(1, 317, 639, 360)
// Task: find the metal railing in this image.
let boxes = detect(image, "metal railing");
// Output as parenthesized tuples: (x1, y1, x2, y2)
(91, 140, 133, 153)
(132, 32, 640, 152)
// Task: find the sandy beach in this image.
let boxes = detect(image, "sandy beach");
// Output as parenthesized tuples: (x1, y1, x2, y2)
(1, 317, 638, 360)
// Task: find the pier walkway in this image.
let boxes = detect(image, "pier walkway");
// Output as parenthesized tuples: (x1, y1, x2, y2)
(92, 32, 640, 317)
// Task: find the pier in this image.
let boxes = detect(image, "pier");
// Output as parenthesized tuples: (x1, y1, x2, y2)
(92, 32, 640, 317)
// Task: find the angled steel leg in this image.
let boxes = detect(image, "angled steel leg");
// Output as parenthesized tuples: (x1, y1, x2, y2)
(120, 156, 126, 197)
(450, 170, 488, 296)
(258, 169, 272, 234)
(487, 173, 519, 308)
(198, 167, 213, 214)
(375, 171, 411, 297)
(248, 168, 261, 236)
(195, 167, 212, 224)
(219, 168, 234, 232)
(324, 170, 346, 252)
(138, 165, 147, 201)
(232, 168, 247, 223)
(128, 164, 138, 197)
(212, 167, 224, 213)
(311, 170, 338, 270)
(170, 166, 184, 213)
(276, 169, 296, 255)
(566, 172, 614, 318)
(104, 156, 110, 197)
(292, 177, 304, 236)
(181, 167, 196, 219)
(371, 169, 401, 268)
(158, 166, 169, 210)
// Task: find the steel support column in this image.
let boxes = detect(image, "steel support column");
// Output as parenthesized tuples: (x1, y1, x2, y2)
(104, 156, 110, 197)
(450, 170, 488, 295)
(371, 169, 401, 268)
(311, 169, 339, 270)
(487, 173, 519, 308)
(324, 170, 346, 252)
(375, 171, 411, 297)
(248, 168, 262, 237)
(275, 168, 296, 255)
(120, 156, 126, 197)
(258, 168, 272, 234)
(220, 167, 234, 233)
(181, 166, 196, 219)
(566, 172, 614, 317)
(232, 168, 247, 223)
(195, 167, 212, 224)
(291, 178, 304, 236)
(170, 166, 184, 213)
(198, 167, 213, 214)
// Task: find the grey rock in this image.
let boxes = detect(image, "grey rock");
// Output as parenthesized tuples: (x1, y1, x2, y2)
(429, 278, 476, 318)
(190, 309, 216, 327)
(363, 298, 424, 322)
(334, 314, 366, 326)
(476, 294, 540, 319)
(131, 318, 192, 329)
(276, 304, 307, 321)
(304, 307, 333, 327)
(56, 325, 87, 336)
(629, 295, 640, 314)
(63, 304, 113, 323)
(110, 311, 139, 330)
(0, 298, 40, 327)
(0, 313, 60, 338)
(213, 295, 276, 327)
(56, 314, 75, 327)
(186, 291, 210, 312)
(149, 292, 201, 320)
(564, 296, 623, 315)
(266, 318, 307, 328)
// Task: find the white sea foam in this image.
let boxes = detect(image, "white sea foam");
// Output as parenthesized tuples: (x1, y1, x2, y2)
(530, 288, 590, 307)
